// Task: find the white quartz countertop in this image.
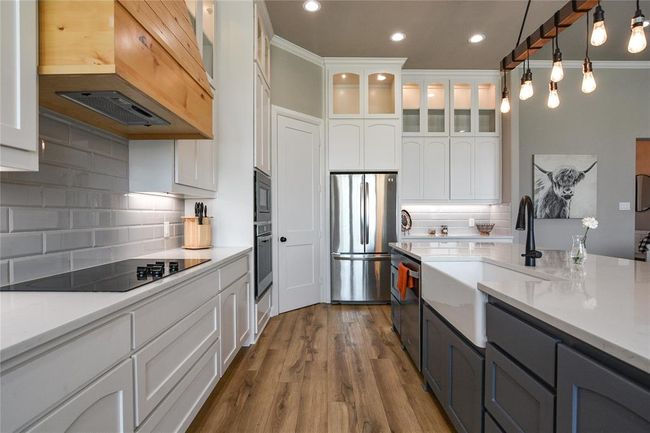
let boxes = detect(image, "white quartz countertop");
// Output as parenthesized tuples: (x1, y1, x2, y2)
(401, 234, 513, 241)
(390, 241, 650, 372)
(0, 247, 251, 361)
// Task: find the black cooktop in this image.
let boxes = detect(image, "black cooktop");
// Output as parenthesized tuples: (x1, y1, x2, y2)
(0, 258, 211, 293)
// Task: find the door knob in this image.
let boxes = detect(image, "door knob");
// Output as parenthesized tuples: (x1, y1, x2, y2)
(280, 237, 287, 242)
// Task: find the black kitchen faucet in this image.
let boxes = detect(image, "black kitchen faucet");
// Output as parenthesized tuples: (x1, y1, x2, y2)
(516, 195, 543, 266)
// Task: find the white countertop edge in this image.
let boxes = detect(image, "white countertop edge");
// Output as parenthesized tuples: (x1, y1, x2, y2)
(477, 282, 650, 373)
(0, 247, 251, 362)
(401, 235, 514, 240)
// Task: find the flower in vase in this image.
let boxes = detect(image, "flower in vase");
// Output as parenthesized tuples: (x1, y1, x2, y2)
(582, 217, 599, 230)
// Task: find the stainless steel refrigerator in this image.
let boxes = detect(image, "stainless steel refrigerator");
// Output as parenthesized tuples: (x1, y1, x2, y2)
(330, 173, 397, 303)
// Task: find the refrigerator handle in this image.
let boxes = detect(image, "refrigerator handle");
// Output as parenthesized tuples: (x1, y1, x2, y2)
(360, 181, 365, 246)
(364, 181, 370, 245)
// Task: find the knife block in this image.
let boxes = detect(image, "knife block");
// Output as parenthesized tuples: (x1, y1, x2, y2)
(182, 217, 212, 249)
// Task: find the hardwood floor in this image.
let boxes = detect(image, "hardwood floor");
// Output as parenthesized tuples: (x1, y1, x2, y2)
(187, 304, 454, 433)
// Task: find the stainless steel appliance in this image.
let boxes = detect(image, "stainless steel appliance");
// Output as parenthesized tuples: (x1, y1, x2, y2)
(255, 222, 273, 300)
(254, 169, 272, 300)
(254, 168, 271, 223)
(0, 259, 210, 292)
(330, 173, 397, 303)
(391, 251, 421, 370)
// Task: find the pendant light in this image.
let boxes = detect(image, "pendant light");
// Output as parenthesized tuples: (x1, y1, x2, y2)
(547, 81, 560, 108)
(550, 34, 564, 82)
(591, 1, 607, 46)
(628, 0, 647, 53)
(500, 70, 511, 113)
(519, 57, 534, 101)
(582, 13, 597, 94)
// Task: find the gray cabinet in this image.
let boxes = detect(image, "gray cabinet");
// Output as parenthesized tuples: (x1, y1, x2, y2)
(556, 344, 650, 433)
(422, 303, 484, 433)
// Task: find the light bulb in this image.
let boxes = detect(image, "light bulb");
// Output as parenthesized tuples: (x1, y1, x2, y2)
(500, 90, 510, 113)
(591, 5, 607, 46)
(547, 82, 560, 109)
(519, 69, 533, 101)
(581, 60, 596, 94)
(377, 74, 387, 81)
(550, 48, 564, 82)
(628, 22, 647, 53)
(303, 0, 321, 12)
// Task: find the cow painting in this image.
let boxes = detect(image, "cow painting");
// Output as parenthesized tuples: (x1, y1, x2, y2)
(533, 155, 598, 219)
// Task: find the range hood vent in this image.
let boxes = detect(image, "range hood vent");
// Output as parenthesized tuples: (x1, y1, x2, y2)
(56, 91, 169, 126)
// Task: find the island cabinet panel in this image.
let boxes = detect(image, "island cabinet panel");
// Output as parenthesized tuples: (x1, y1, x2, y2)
(422, 303, 484, 433)
(484, 343, 554, 433)
(556, 344, 650, 433)
(23, 360, 134, 433)
(484, 412, 505, 433)
(486, 303, 558, 387)
(219, 280, 238, 372)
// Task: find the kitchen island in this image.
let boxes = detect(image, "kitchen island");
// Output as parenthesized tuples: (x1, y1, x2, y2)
(390, 241, 650, 433)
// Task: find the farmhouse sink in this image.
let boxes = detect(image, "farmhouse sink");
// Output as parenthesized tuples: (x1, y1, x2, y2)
(422, 261, 547, 348)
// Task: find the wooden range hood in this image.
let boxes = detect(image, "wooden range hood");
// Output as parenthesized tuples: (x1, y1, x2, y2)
(39, 0, 213, 139)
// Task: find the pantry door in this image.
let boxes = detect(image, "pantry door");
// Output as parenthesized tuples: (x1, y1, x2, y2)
(274, 108, 322, 313)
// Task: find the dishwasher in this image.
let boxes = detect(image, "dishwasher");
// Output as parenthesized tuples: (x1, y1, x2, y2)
(390, 251, 421, 371)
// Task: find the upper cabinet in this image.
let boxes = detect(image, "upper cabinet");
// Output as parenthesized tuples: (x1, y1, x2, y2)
(38, 0, 213, 139)
(254, 3, 271, 85)
(0, 0, 39, 171)
(402, 77, 449, 136)
(327, 60, 404, 119)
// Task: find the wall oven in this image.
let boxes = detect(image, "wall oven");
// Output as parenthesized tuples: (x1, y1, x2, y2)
(254, 169, 271, 223)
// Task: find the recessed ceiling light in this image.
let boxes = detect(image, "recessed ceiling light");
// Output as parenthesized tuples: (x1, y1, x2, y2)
(469, 33, 486, 44)
(303, 0, 321, 12)
(390, 32, 406, 42)
(377, 74, 387, 81)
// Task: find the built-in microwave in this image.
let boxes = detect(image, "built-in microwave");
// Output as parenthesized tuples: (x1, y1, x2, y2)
(254, 169, 271, 223)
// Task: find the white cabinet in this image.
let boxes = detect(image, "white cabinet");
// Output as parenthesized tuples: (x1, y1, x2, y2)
(25, 360, 134, 433)
(0, 0, 38, 171)
(450, 77, 499, 137)
(236, 276, 250, 346)
(219, 281, 238, 373)
(450, 137, 500, 201)
(364, 119, 400, 170)
(129, 138, 217, 197)
(185, 0, 216, 86)
(254, 3, 271, 85)
(255, 67, 271, 175)
(402, 77, 449, 136)
(329, 119, 364, 170)
(400, 137, 449, 201)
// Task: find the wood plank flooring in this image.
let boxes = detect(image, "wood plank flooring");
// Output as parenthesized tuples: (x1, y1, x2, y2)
(187, 304, 454, 433)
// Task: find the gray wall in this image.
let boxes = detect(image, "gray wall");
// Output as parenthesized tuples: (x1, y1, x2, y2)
(519, 67, 650, 259)
(270, 45, 323, 118)
(0, 112, 184, 285)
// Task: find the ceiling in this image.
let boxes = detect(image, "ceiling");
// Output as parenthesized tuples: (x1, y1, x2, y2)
(265, 0, 650, 69)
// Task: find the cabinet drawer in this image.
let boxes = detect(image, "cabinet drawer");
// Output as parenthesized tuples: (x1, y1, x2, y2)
(132, 268, 219, 348)
(486, 303, 558, 386)
(485, 344, 554, 433)
(133, 297, 219, 425)
(484, 412, 505, 433)
(138, 340, 220, 433)
(0, 315, 131, 433)
(24, 359, 134, 433)
(219, 256, 248, 291)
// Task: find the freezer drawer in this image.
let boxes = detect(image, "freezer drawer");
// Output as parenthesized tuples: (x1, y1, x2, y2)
(331, 254, 391, 303)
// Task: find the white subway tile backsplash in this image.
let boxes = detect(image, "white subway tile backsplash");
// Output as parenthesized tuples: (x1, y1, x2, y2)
(0, 233, 43, 259)
(1, 113, 185, 282)
(12, 253, 71, 283)
(0, 183, 42, 206)
(11, 208, 70, 232)
(402, 203, 512, 237)
(95, 228, 128, 246)
(45, 230, 93, 253)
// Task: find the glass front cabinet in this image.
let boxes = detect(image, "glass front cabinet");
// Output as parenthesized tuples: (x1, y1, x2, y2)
(402, 77, 449, 136)
(328, 65, 401, 118)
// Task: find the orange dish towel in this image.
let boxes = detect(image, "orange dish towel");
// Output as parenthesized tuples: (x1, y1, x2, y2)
(397, 263, 415, 301)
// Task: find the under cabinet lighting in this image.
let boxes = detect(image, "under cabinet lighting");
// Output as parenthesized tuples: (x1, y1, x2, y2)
(391, 32, 406, 42)
(303, 0, 321, 12)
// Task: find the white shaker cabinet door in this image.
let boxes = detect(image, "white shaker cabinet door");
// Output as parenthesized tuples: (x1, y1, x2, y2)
(254, 68, 271, 175)
(220, 283, 238, 373)
(175, 139, 198, 187)
(196, 139, 217, 191)
(24, 360, 134, 433)
(474, 137, 500, 200)
(328, 119, 363, 171)
(364, 119, 399, 170)
(450, 137, 474, 200)
(0, 0, 38, 170)
(401, 138, 422, 199)
(235, 276, 250, 346)
(422, 138, 449, 200)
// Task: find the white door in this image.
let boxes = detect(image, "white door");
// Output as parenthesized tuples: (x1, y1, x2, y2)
(276, 113, 321, 313)
(364, 119, 399, 170)
(328, 119, 363, 170)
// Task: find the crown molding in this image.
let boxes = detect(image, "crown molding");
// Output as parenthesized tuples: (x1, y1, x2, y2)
(270, 35, 323, 67)
(323, 57, 408, 66)
(403, 69, 500, 77)
(528, 60, 650, 69)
